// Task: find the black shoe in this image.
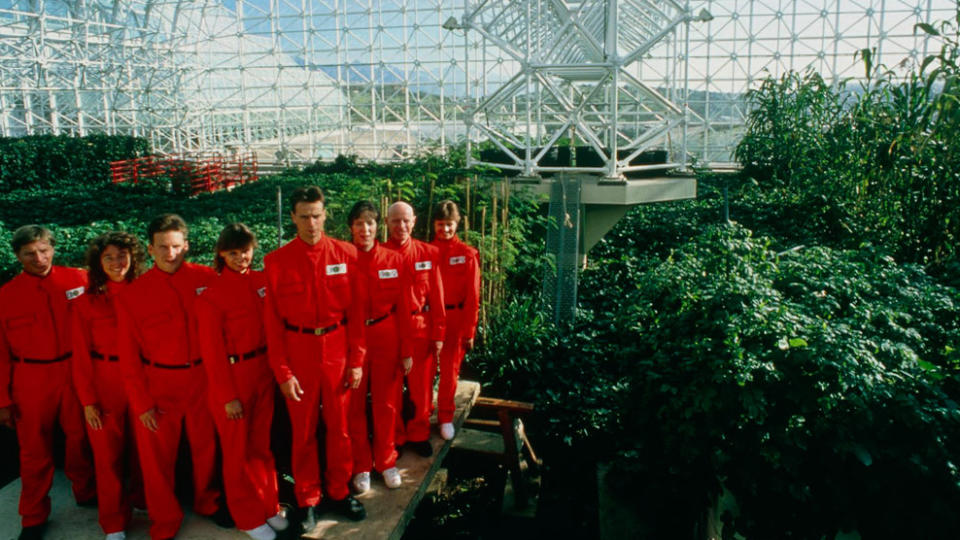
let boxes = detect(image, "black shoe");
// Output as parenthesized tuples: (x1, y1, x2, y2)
(409, 439, 433, 457)
(18, 523, 46, 540)
(76, 496, 97, 508)
(205, 504, 235, 528)
(297, 504, 320, 534)
(325, 495, 366, 521)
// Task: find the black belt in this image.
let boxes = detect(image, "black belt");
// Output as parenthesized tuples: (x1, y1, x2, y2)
(90, 351, 119, 362)
(284, 318, 346, 336)
(412, 304, 430, 315)
(141, 356, 203, 369)
(228, 345, 267, 365)
(445, 301, 465, 310)
(365, 306, 397, 326)
(11, 352, 71, 364)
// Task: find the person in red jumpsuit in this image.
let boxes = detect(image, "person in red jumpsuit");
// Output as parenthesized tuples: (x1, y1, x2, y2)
(0, 225, 96, 540)
(263, 186, 367, 532)
(116, 214, 232, 540)
(430, 201, 481, 441)
(345, 201, 414, 493)
(71, 231, 146, 540)
(384, 201, 446, 457)
(197, 223, 288, 540)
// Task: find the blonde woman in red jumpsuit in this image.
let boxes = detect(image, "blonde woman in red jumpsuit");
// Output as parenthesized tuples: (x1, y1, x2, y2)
(263, 187, 367, 532)
(0, 225, 95, 540)
(345, 201, 414, 493)
(197, 223, 287, 540)
(71, 231, 146, 540)
(430, 201, 481, 441)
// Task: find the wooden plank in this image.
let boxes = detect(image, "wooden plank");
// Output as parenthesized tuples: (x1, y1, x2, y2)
(474, 397, 535, 413)
(0, 380, 481, 540)
(451, 428, 506, 456)
(303, 379, 480, 540)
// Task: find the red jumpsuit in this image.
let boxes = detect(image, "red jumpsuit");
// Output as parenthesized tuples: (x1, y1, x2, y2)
(116, 262, 220, 539)
(348, 242, 414, 474)
(263, 236, 366, 507)
(196, 268, 280, 531)
(72, 280, 137, 534)
(0, 266, 95, 528)
(431, 236, 481, 425)
(383, 238, 445, 443)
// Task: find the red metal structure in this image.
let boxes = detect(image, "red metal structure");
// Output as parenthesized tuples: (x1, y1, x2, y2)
(110, 153, 258, 195)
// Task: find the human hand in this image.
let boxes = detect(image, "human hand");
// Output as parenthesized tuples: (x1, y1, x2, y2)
(225, 399, 243, 420)
(401, 357, 413, 376)
(280, 377, 304, 402)
(139, 408, 160, 432)
(0, 406, 15, 429)
(463, 338, 475, 352)
(347, 367, 363, 389)
(434, 341, 443, 358)
(84, 405, 103, 430)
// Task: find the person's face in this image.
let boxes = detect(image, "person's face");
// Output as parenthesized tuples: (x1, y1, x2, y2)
(148, 230, 189, 274)
(434, 219, 459, 241)
(17, 239, 54, 277)
(351, 214, 377, 252)
(387, 206, 416, 245)
(101, 244, 132, 283)
(220, 245, 254, 274)
(292, 200, 326, 245)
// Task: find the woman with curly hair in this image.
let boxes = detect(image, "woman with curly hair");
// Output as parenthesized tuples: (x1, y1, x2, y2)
(71, 231, 145, 540)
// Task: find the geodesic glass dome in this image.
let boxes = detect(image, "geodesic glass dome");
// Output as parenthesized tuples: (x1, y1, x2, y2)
(0, 1, 953, 168)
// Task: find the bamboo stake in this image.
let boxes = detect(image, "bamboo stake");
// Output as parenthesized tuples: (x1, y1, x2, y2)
(426, 175, 436, 241)
(464, 175, 472, 235)
(480, 205, 488, 306)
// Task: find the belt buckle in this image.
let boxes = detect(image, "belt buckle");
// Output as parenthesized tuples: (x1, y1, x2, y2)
(314, 327, 324, 336)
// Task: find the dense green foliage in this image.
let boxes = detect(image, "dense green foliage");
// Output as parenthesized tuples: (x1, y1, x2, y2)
(734, 16, 960, 269)
(0, 135, 149, 193)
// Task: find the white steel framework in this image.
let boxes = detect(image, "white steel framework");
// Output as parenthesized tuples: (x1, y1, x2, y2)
(0, 1, 953, 165)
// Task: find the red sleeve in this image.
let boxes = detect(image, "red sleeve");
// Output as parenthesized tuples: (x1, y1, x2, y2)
(0, 304, 12, 409)
(397, 266, 415, 359)
(346, 252, 367, 369)
(117, 296, 156, 416)
(428, 258, 447, 342)
(196, 293, 240, 409)
(263, 256, 294, 384)
(461, 249, 481, 341)
(70, 299, 99, 407)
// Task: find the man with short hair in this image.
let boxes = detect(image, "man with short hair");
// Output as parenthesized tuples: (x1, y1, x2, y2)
(117, 213, 230, 539)
(384, 202, 446, 457)
(263, 187, 367, 530)
(0, 225, 96, 540)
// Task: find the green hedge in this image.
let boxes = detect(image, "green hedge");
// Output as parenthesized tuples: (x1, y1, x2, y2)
(0, 134, 150, 192)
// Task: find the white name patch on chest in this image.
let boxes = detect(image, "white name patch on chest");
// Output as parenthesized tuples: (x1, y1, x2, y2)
(415, 260, 432, 271)
(326, 263, 347, 276)
(195, 287, 207, 296)
(378, 269, 399, 279)
(65, 286, 85, 300)
(257, 287, 266, 298)
(449, 256, 466, 265)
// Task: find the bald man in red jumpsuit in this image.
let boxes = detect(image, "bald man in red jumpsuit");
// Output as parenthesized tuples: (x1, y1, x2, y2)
(384, 201, 446, 457)
(264, 186, 367, 531)
(0, 225, 95, 540)
(116, 214, 227, 539)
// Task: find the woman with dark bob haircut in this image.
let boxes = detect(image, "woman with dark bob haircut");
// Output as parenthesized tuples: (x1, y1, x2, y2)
(71, 231, 145, 540)
(197, 223, 288, 539)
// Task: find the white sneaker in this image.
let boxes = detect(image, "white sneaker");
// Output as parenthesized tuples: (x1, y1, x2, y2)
(243, 523, 276, 540)
(383, 467, 402, 489)
(440, 422, 455, 440)
(266, 511, 289, 531)
(352, 471, 371, 494)
(105, 533, 126, 540)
